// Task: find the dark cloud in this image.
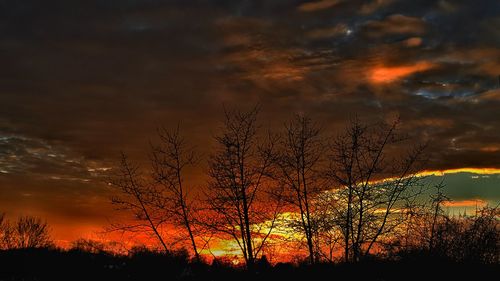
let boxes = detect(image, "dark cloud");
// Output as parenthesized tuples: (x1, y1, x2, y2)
(361, 14, 427, 38)
(297, 0, 343, 12)
(0, 0, 499, 240)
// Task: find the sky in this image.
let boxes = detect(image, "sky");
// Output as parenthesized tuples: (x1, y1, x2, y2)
(0, 0, 499, 245)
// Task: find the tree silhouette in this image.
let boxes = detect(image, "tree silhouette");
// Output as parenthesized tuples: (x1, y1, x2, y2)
(326, 117, 425, 262)
(273, 115, 325, 264)
(0, 213, 13, 249)
(109, 153, 169, 252)
(110, 126, 202, 258)
(203, 107, 280, 267)
(101, 109, 498, 267)
(150, 125, 200, 260)
(428, 182, 449, 251)
(0, 214, 52, 249)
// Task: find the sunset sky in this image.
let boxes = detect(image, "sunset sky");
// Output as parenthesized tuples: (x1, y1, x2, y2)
(1, 0, 499, 246)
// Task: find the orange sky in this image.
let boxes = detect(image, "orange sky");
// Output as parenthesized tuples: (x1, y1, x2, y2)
(20, 167, 498, 260)
(1, 0, 499, 262)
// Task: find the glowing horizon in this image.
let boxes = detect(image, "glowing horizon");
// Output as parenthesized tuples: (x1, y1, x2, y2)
(32, 166, 500, 261)
(1, 0, 498, 265)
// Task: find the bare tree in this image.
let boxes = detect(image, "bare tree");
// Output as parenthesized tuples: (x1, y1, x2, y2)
(204, 107, 280, 267)
(0, 213, 13, 249)
(428, 182, 449, 251)
(0, 215, 52, 249)
(110, 125, 203, 258)
(150, 125, 200, 260)
(109, 153, 169, 252)
(313, 191, 343, 262)
(273, 115, 325, 264)
(454, 205, 499, 263)
(413, 193, 499, 264)
(16, 216, 52, 248)
(327, 117, 425, 262)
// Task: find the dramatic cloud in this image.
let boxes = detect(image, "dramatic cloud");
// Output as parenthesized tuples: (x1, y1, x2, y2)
(0, 0, 498, 242)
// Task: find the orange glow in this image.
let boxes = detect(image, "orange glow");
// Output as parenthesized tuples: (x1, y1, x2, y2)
(480, 146, 499, 152)
(442, 199, 488, 208)
(369, 61, 435, 84)
(416, 167, 500, 177)
(404, 37, 423, 47)
(30, 166, 500, 261)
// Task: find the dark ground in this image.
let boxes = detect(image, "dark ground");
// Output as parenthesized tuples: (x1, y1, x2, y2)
(1, 248, 499, 281)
